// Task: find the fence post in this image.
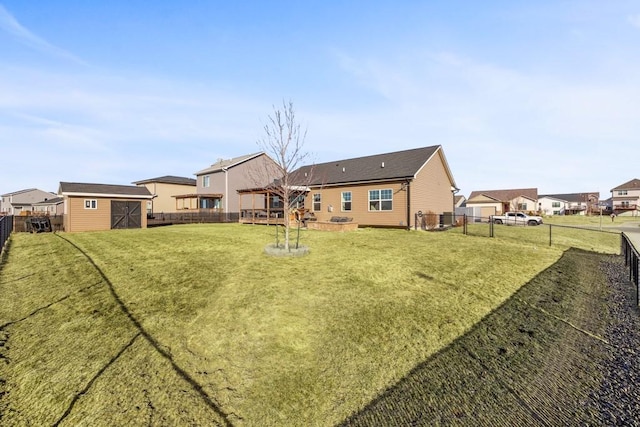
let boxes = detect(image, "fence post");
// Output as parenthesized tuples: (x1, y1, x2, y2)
(549, 224, 552, 247)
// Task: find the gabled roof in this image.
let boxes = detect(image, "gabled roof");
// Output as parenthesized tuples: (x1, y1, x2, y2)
(59, 182, 153, 199)
(539, 192, 599, 203)
(290, 145, 454, 187)
(1, 188, 38, 197)
(195, 152, 265, 175)
(132, 175, 196, 186)
(611, 178, 640, 191)
(468, 188, 538, 202)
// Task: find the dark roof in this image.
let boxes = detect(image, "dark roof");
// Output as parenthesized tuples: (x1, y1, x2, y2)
(291, 145, 448, 186)
(59, 182, 153, 198)
(468, 188, 538, 202)
(611, 178, 640, 191)
(539, 192, 599, 203)
(132, 175, 196, 186)
(32, 196, 64, 206)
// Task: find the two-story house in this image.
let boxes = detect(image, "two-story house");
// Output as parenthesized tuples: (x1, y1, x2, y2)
(611, 178, 640, 215)
(0, 188, 57, 215)
(132, 175, 196, 216)
(188, 152, 279, 220)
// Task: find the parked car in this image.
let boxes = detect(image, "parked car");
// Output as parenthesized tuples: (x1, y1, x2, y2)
(491, 212, 543, 226)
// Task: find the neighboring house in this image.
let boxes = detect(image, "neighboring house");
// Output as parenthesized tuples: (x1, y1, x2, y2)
(611, 178, 640, 215)
(538, 193, 599, 216)
(454, 195, 466, 208)
(59, 182, 154, 232)
(1, 188, 57, 215)
(32, 196, 64, 216)
(285, 145, 457, 228)
(132, 175, 196, 216)
(192, 152, 279, 218)
(466, 188, 539, 218)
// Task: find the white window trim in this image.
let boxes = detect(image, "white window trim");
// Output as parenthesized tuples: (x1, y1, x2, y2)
(368, 189, 393, 211)
(84, 199, 98, 210)
(341, 191, 352, 212)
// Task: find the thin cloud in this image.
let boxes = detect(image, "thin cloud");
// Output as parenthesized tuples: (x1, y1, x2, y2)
(0, 4, 86, 65)
(629, 14, 640, 28)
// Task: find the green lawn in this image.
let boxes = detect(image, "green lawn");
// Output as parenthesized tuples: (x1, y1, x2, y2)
(0, 224, 621, 426)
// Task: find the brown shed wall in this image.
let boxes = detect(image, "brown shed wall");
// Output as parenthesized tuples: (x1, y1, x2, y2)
(64, 196, 147, 232)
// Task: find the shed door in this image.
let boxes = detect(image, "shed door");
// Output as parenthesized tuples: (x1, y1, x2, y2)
(111, 201, 142, 229)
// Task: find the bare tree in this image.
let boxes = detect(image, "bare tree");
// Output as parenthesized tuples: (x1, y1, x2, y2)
(256, 100, 311, 251)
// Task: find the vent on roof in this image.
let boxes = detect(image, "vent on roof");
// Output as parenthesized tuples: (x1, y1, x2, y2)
(381, 162, 385, 168)
(342, 167, 345, 172)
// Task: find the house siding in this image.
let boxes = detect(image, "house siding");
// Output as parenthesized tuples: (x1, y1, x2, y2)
(411, 150, 454, 219)
(64, 196, 147, 232)
(198, 154, 279, 214)
(136, 182, 195, 213)
(305, 181, 409, 227)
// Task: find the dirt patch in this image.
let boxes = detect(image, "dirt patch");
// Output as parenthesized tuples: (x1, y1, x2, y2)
(341, 248, 637, 426)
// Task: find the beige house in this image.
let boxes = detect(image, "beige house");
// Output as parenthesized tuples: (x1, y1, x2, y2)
(59, 182, 154, 232)
(611, 178, 640, 215)
(132, 175, 196, 215)
(466, 188, 539, 218)
(288, 145, 457, 229)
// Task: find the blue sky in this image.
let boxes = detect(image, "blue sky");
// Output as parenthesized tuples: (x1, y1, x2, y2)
(1, 1, 639, 199)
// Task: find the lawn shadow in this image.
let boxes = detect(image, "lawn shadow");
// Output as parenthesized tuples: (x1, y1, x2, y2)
(339, 248, 621, 426)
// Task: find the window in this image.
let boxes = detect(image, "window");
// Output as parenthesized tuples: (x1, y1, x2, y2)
(341, 191, 352, 211)
(84, 199, 97, 209)
(313, 193, 321, 211)
(618, 190, 628, 195)
(551, 201, 561, 208)
(203, 175, 210, 188)
(369, 189, 392, 211)
(553, 210, 561, 215)
(269, 195, 281, 209)
(517, 202, 527, 211)
(622, 201, 630, 207)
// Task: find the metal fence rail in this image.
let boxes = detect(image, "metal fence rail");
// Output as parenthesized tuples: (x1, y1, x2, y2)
(621, 233, 639, 307)
(0, 215, 14, 255)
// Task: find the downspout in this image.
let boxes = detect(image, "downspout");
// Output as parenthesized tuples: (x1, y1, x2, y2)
(406, 180, 411, 231)
(223, 167, 229, 221)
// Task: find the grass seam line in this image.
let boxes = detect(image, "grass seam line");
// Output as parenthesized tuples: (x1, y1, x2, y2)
(515, 298, 610, 345)
(52, 332, 142, 426)
(0, 281, 104, 330)
(0, 273, 36, 285)
(461, 344, 552, 427)
(55, 234, 233, 427)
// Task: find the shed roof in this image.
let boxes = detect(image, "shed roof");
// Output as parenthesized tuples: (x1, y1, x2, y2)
(59, 182, 153, 199)
(291, 145, 453, 187)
